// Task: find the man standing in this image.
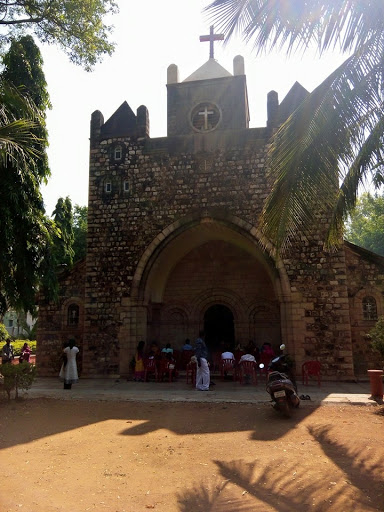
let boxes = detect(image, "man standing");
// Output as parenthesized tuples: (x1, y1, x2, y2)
(195, 330, 210, 391)
(1, 338, 14, 364)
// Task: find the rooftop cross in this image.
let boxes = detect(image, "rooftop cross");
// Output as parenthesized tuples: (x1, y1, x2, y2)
(199, 25, 224, 59)
(198, 106, 214, 131)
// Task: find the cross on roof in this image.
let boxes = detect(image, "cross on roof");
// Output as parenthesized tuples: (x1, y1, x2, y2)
(199, 25, 224, 59)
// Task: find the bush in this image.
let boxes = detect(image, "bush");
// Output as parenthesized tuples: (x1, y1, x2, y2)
(0, 362, 37, 399)
(0, 323, 9, 342)
(368, 316, 384, 367)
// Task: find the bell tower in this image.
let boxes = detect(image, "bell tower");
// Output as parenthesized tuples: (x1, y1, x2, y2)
(166, 27, 249, 137)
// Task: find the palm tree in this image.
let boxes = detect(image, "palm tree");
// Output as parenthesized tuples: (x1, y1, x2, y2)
(206, 0, 384, 252)
(0, 79, 52, 315)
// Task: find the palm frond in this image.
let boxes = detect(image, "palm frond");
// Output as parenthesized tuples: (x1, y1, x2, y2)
(205, 0, 384, 55)
(328, 114, 384, 244)
(260, 33, 384, 251)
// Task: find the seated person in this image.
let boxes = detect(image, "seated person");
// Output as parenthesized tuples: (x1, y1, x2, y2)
(221, 345, 235, 361)
(244, 340, 260, 361)
(239, 352, 256, 363)
(148, 341, 161, 360)
(221, 345, 235, 379)
(239, 352, 257, 384)
(161, 343, 173, 355)
(260, 342, 275, 358)
(182, 338, 193, 351)
(19, 342, 32, 363)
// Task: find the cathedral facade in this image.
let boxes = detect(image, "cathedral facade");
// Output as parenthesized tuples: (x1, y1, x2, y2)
(37, 48, 384, 379)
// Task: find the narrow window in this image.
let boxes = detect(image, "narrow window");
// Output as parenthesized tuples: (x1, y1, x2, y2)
(68, 304, 79, 326)
(363, 296, 377, 320)
(123, 180, 130, 193)
(114, 145, 122, 160)
(105, 180, 112, 193)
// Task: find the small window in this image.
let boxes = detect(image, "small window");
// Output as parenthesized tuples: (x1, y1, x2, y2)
(68, 304, 79, 326)
(123, 180, 130, 193)
(114, 145, 122, 161)
(8, 319, 13, 327)
(363, 296, 377, 321)
(105, 181, 112, 193)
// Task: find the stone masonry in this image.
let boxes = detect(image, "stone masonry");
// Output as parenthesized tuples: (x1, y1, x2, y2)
(37, 54, 384, 379)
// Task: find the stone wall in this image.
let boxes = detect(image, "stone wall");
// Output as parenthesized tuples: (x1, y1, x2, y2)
(37, 124, 384, 380)
(83, 128, 357, 378)
(345, 242, 384, 374)
(37, 260, 85, 376)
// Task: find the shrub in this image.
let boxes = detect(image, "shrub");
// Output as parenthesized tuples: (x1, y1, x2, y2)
(0, 362, 37, 399)
(368, 316, 384, 367)
(0, 323, 9, 342)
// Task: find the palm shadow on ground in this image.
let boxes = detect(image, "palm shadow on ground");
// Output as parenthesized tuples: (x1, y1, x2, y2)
(176, 423, 384, 512)
(0, 399, 318, 449)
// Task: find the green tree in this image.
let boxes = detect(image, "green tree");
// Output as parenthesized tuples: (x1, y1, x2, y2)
(73, 205, 88, 262)
(2, 35, 50, 181)
(345, 192, 384, 256)
(0, 323, 10, 341)
(0, 37, 54, 315)
(52, 196, 75, 268)
(206, 0, 384, 252)
(0, 0, 118, 70)
(368, 316, 384, 366)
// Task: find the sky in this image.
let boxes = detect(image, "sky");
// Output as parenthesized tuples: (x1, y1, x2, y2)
(39, 0, 347, 216)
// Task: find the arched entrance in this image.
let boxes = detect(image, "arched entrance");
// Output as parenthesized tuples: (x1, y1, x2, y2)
(204, 304, 234, 352)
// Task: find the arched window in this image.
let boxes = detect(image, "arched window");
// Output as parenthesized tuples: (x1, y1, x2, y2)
(363, 296, 377, 321)
(114, 145, 122, 161)
(67, 304, 79, 326)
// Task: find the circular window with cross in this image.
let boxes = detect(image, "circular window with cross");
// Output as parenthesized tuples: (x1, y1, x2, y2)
(190, 102, 221, 133)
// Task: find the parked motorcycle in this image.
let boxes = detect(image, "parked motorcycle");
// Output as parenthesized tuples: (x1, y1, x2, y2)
(260, 345, 300, 418)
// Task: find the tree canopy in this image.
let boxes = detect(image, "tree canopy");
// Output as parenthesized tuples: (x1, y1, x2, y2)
(0, 36, 55, 315)
(206, 0, 384, 252)
(51, 196, 75, 268)
(0, 0, 118, 70)
(73, 204, 88, 263)
(345, 192, 384, 257)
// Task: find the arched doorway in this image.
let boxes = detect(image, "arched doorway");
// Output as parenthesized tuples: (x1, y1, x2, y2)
(204, 304, 234, 352)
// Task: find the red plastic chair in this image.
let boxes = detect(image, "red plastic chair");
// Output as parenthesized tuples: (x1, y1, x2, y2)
(143, 358, 158, 382)
(258, 353, 272, 380)
(302, 361, 322, 386)
(212, 352, 222, 373)
(234, 350, 245, 363)
(158, 359, 175, 382)
(186, 360, 197, 385)
(220, 358, 236, 381)
(180, 350, 194, 370)
(239, 360, 258, 385)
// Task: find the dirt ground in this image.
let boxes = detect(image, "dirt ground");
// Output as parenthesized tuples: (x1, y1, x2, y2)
(0, 398, 383, 512)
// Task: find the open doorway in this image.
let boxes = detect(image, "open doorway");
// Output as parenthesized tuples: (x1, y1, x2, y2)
(204, 304, 235, 352)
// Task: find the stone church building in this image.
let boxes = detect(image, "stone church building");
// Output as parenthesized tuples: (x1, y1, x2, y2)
(37, 36, 384, 380)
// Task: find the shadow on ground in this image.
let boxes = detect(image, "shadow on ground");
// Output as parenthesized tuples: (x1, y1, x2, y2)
(0, 398, 317, 450)
(176, 421, 384, 511)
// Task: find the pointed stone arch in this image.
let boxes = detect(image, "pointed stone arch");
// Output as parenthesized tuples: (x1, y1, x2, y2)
(130, 210, 291, 303)
(121, 211, 296, 355)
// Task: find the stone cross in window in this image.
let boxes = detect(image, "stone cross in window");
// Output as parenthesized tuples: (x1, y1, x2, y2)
(198, 106, 214, 130)
(199, 25, 224, 59)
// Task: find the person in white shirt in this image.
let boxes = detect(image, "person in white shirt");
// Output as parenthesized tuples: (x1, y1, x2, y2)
(221, 345, 235, 360)
(239, 353, 256, 363)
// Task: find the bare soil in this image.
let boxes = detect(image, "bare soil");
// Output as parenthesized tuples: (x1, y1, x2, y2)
(0, 398, 383, 512)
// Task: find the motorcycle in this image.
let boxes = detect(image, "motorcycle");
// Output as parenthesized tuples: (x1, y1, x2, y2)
(260, 345, 300, 418)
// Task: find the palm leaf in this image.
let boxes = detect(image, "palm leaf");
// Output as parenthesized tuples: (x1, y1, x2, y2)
(206, 0, 384, 252)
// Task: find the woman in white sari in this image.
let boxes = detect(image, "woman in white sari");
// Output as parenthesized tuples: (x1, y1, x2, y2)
(59, 339, 79, 389)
